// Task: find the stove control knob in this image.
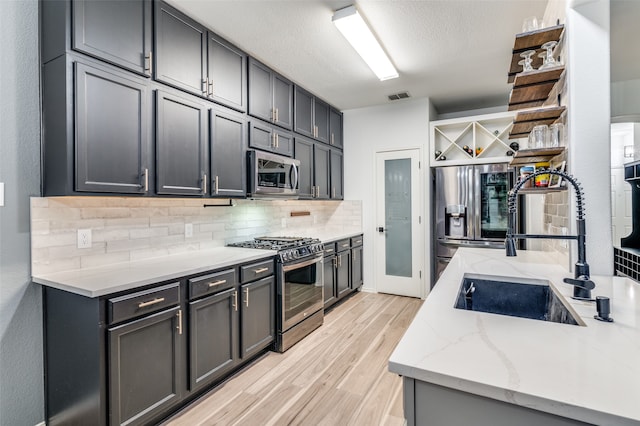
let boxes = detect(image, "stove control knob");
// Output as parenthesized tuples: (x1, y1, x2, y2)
(293, 250, 300, 259)
(281, 252, 288, 262)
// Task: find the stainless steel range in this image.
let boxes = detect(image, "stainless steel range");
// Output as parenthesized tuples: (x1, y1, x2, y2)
(228, 236, 324, 352)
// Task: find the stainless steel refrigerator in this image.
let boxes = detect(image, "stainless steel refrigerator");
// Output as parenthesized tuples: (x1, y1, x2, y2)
(434, 164, 515, 280)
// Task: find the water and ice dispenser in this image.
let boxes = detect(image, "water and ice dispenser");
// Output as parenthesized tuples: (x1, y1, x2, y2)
(445, 204, 467, 238)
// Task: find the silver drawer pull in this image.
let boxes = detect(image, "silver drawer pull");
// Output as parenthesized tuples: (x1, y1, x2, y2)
(208, 279, 227, 287)
(254, 267, 269, 274)
(341, 243, 350, 248)
(138, 297, 165, 308)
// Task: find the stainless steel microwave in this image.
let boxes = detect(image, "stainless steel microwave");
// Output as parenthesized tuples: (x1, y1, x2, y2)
(247, 150, 300, 198)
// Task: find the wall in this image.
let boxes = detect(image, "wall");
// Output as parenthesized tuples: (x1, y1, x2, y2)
(611, 78, 640, 120)
(343, 98, 431, 294)
(0, 0, 44, 424)
(31, 198, 361, 275)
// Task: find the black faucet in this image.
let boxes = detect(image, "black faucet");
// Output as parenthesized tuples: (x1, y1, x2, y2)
(505, 169, 595, 300)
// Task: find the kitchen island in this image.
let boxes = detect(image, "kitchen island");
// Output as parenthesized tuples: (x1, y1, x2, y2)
(389, 247, 640, 426)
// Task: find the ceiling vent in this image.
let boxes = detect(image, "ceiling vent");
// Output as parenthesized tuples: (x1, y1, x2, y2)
(388, 91, 410, 101)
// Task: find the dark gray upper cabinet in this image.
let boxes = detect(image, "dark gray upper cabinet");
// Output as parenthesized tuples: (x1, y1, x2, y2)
(155, 2, 207, 97)
(75, 62, 150, 194)
(210, 106, 247, 197)
(249, 121, 294, 157)
(155, 2, 247, 112)
(294, 86, 331, 143)
(156, 90, 208, 196)
(72, 0, 152, 76)
(248, 58, 293, 129)
(329, 108, 343, 149)
(208, 34, 247, 112)
(294, 136, 314, 199)
(240, 276, 275, 359)
(188, 287, 238, 391)
(330, 149, 344, 200)
(108, 306, 182, 426)
(314, 143, 331, 200)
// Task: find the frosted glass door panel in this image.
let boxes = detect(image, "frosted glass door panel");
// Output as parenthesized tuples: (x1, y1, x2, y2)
(385, 159, 412, 277)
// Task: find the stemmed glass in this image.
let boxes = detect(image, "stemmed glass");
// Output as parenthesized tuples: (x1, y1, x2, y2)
(538, 41, 558, 70)
(519, 50, 536, 73)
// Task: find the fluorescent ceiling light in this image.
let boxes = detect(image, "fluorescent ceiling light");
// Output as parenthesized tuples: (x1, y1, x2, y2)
(333, 5, 398, 81)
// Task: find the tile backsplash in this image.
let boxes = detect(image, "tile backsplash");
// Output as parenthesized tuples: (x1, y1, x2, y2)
(31, 197, 362, 275)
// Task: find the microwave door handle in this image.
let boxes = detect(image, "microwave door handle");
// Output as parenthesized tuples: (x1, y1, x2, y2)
(291, 164, 299, 190)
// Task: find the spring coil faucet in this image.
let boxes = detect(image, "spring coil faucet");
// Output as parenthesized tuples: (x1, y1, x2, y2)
(505, 169, 595, 300)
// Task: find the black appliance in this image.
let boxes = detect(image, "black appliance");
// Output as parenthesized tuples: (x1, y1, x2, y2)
(228, 236, 324, 352)
(247, 150, 300, 198)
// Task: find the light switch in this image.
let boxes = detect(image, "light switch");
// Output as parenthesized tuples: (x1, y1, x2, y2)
(0, 182, 4, 207)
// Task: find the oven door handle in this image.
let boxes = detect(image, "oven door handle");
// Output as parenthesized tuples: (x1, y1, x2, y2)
(282, 254, 323, 272)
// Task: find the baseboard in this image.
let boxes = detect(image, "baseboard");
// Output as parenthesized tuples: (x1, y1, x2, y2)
(35, 422, 45, 426)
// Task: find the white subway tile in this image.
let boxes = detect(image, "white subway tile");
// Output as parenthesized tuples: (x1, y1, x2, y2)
(130, 227, 169, 239)
(81, 207, 131, 219)
(80, 251, 130, 269)
(105, 217, 149, 229)
(107, 237, 151, 253)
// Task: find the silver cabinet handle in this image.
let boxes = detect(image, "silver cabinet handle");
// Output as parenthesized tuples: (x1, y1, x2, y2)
(338, 254, 342, 267)
(333, 257, 337, 268)
(214, 175, 219, 194)
(208, 279, 227, 287)
(138, 297, 165, 308)
(275, 134, 279, 148)
(232, 290, 238, 312)
(244, 287, 249, 307)
(331, 133, 334, 145)
(353, 251, 357, 262)
(311, 186, 316, 198)
(254, 267, 269, 274)
(316, 186, 320, 198)
(332, 187, 336, 198)
(176, 309, 183, 335)
(141, 168, 149, 192)
(202, 78, 208, 96)
(144, 51, 153, 76)
(271, 109, 275, 122)
(275, 108, 279, 122)
(203, 173, 207, 194)
(208, 80, 214, 97)
(271, 133, 276, 148)
(341, 243, 350, 248)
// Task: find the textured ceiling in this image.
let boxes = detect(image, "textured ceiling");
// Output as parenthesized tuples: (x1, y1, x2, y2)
(170, 1, 637, 114)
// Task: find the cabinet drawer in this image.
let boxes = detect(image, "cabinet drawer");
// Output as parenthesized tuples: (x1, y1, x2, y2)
(240, 259, 274, 283)
(351, 235, 363, 247)
(336, 238, 351, 252)
(189, 268, 236, 300)
(108, 282, 180, 325)
(323, 242, 336, 256)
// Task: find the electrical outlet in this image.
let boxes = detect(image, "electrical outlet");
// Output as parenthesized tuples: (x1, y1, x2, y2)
(185, 223, 193, 238)
(77, 229, 92, 249)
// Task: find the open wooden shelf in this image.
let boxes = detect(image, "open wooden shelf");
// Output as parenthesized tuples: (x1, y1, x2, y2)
(508, 24, 565, 83)
(509, 106, 566, 138)
(508, 66, 565, 111)
(509, 147, 565, 166)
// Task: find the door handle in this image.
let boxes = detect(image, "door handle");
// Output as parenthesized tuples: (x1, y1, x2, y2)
(377, 227, 385, 233)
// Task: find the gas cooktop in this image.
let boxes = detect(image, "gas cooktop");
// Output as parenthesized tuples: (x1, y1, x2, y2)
(228, 236, 324, 261)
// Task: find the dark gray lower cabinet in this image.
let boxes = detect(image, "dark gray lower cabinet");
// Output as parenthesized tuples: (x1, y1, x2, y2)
(108, 307, 182, 426)
(336, 246, 351, 299)
(189, 288, 238, 390)
(156, 90, 208, 196)
(241, 276, 276, 359)
(323, 236, 363, 310)
(351, 245, 363, 290)
(323, 254, 337, 307)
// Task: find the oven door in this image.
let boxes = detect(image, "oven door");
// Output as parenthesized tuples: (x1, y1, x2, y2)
(280, 254, 323, 332)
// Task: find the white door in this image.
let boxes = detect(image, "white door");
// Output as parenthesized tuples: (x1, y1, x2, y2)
(375, 149, 424, 298)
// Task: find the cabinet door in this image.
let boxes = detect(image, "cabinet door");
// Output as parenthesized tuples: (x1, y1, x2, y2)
(249, 120, 274, 153)
(314, 98, 330, 144)
(248, 58, 273, 123)
(330, 149, 344, 200)
(188, 288, 238, 391)
(294, 86, 314, 138)
(108, 307, 182, 426)
(329, 108, 343, 149)
(210, 106, 246, 197)
(273, 73, 293, 129)
(72, 0, 152, 76)
(323, 255, 337, 307)
(351, 246, 363, 290)
(241, 276, 275, 359)
(156, 91, 208, 196)
(314, 143, 331, 199)
(294, 136, 314, 199)
(336, 251, 351, 299)
(155, 3, 207, 97)
(75, 62, 149, 194)
(273, 128, 294, 157)
(208, 34, 247, 112)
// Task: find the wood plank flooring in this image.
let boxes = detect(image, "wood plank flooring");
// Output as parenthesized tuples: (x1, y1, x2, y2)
(164, 292, 423, 426)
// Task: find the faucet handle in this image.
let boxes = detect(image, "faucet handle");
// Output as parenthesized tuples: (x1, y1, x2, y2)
(563, 277, 595, 290)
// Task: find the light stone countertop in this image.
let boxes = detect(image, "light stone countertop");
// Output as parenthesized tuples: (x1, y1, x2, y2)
(32, 230, 362, 298)
(388, 247, 640, 426)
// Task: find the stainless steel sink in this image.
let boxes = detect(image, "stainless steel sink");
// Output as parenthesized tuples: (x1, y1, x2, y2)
(454, 273, 584, 326)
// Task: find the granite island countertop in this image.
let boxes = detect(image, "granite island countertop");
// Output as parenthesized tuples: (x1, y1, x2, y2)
(32, 229, 362, 298)
(389, 247, 640, 425)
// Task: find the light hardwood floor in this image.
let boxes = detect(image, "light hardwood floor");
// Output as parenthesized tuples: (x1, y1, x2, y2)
(165, 292, 423, 426)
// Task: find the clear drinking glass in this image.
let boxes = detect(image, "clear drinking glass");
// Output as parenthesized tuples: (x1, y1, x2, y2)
(519, 50, 536, 73)
(531, 125, 549, 149)
(548, 123, 564, 147)
(522, 16, 539, 32)
(538, 41, 559, 70)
